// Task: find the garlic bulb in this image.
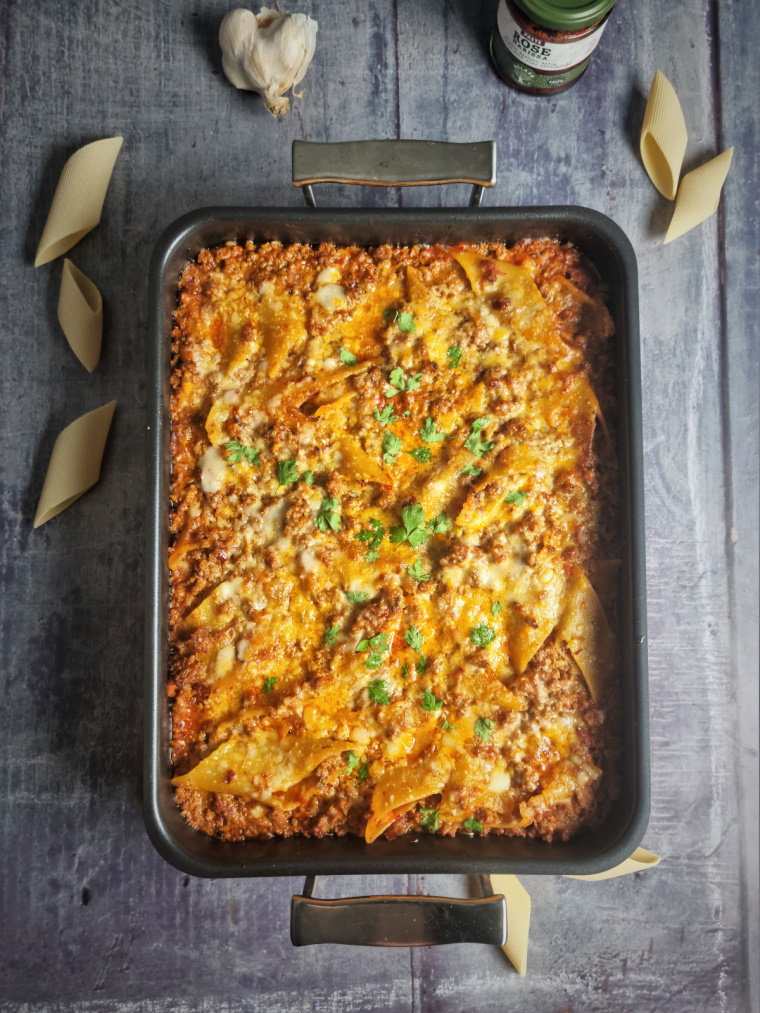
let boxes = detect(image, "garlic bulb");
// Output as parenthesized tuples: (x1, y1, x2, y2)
(219, 7, 318, 117)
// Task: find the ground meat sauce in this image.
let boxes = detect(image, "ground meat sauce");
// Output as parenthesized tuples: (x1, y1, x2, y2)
(169, 238, 620, 843)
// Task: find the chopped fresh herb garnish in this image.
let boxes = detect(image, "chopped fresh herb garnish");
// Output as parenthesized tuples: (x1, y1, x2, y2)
(355, 518, 385, 558)
(356, 633, 390, 653)
(344, 751, 360, 772)
(421, 688, 444, 711)
(357, 758, 370, 781)
(463, 818, 483, 833)
(385, 366, 422, 398)
(474, 716, 495, 741)
(356, 634, 390, 670)
(505, 489, 526, 506)
(465, 417, 495, 457)
(447, 345, 461, 369)
(491, 601, 503, 616)
(345, 590, 370, 605)
(383, 308, 417, 333)
(301, 470, 315, 485)
(224, 441, 261, 466)
(407, 558, 431, 582)
(403, 625, 424, 653)
(323, 625, 341, 646)
(276, 458, 299, 487)
(459, 464, 483, 477)
(420, 807, 440, 832)
(374, 404, 399, 426)
(368, 679, 391, 704)
(404, 410, 412, 417)
(419, 417, 446, 444)
(339, 346, 357, 365)
(415, 657, 428, 675)
(427, 512, 451, 534)
(315, 497, 342, 532)
(382, 430, 404, 464)
(363, 651, 386, 669)
(401, 662, 409, 678)
(262, 677, 276, 692)
(442, 717, 455, 730)
(470, 623, 496, 648)
(390, 503, 430, 548)
(405, 446, 432, 463)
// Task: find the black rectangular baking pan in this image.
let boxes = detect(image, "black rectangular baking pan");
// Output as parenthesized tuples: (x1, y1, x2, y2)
(144, 141, 649, 944)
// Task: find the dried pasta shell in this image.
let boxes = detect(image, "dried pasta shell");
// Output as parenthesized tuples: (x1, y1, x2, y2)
(34, 401, 116, 528)
(490, 874, 531, 975)
(57, 259, 103, 372)
(35, 137, 123, 267)
(640, 71, 687, 201)
(664, 148, 733, 244)
(564, 846, 661, 881)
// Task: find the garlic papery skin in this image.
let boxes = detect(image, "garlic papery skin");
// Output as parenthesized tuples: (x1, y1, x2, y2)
(219, 7, 318, 117)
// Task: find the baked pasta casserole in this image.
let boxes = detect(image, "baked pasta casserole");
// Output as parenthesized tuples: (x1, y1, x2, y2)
(168, 238, 619, 843)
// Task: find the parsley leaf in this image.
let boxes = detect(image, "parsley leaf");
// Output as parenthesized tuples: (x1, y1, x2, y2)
(463, 818, 483, 833)
(339, 346, 357, 365)
(401, 662, 409, 678)
(505, 489, 526, 506)
(405, 446, 432, 463)
(419, 417, 446, 444)
(470, 623, 496, 648)
(345, 591, 370, 605)
(357, 758, 370, 781)
(447, 345, 461, 369)
(315, 497, 342, 533)
(385, 366, 422, 398)
(301, 470, 315, 485)
(374, 404, 398, 426)
(344, 750, 360, 772)
(427, 512, 451, 534)
(459, 464, 483, 477)
(420, 807, 440, 832)
(383, 308, 417, 333)
(421, 688, 444, 711)
(491, 601, 503, 616)
(474, 717, 495, 741)
(363, 651, 385, 669)
(415, 657, 428, 675)
(368, 679, 391, 705)
(407, 559, 431, 582)
(464, 418, 495, 457)
(323, 625, 341, 646)
(403, 625, 424, 653)
(262, 677, 276, 692)
(442, 717, 455, 730)
(224, 441, 261, 467)
(390, 503, 430, 548)
(382, 430, 404, 464)
(355, 518, 385, 557)
(356, 633, 390, 653)
(276, 458, 299, 487)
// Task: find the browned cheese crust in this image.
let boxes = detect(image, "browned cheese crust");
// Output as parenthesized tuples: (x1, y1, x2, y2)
(168, 238, 620, 843)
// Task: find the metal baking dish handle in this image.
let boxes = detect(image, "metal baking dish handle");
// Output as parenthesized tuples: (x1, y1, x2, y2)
(291, 874, 506, 947)
(292, 139, 496, 208)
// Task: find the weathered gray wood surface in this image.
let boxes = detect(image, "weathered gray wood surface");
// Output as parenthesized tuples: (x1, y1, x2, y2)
(0, 1, 756, 1010)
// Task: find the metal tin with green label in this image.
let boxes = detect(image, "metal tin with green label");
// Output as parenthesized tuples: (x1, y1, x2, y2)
(491, 0, 617, 95)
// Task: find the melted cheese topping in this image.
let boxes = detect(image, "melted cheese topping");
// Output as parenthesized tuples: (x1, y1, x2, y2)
(169, 240, 616, 842)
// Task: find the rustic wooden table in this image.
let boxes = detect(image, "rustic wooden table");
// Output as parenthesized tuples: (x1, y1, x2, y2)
(1, 2, 757, 1010)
